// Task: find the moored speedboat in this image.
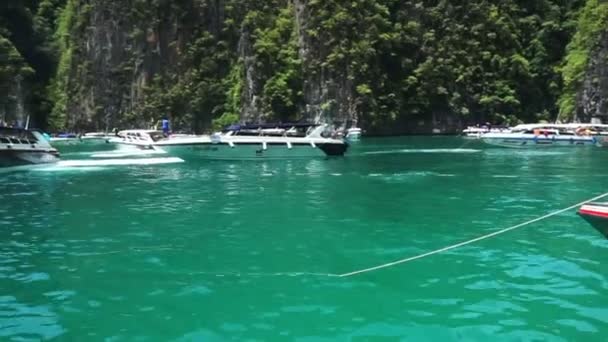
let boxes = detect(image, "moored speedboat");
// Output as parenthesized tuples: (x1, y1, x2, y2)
(51, 132, 112, 144)
(207, 123, 348, 158)
(481, 124, 602, 147)
(81, 132, 113, 141)
(578, 203, 608, 238)
(462, 125, 510, 138)
(50, 133, 78, 143)
(0, 127, 60, 167)
(107, 123, 348, 159)
(346, 127, 362, 141)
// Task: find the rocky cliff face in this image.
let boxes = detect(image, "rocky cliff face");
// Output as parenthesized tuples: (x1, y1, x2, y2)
(576, 31, 608, 121)
(57, 0, 198, 130)
(42, 0, 593, 133)
(51, 0, 369, 131)
(293, 0, 356, 126)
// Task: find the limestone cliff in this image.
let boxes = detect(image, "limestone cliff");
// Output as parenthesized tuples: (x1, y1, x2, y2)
(14, 0, 594, 133)
(52, 0, 223, 131)
(576, 32, 608, 121)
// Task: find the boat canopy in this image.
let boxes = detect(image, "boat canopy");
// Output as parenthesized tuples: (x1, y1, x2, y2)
(512, 123, 608, 131)
(0, 127, 40, 141)
(224, 122, 318, 132)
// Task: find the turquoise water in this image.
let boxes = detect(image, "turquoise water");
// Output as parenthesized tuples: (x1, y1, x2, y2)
(2, 137, 608, 341)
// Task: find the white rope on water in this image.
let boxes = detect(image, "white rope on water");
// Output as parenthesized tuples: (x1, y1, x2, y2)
(187, 271, 340, 278)
(62, 193, 608, 279)
(337, 192, 608, 278)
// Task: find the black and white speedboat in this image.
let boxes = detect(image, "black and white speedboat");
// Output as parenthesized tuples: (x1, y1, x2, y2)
(108, 123, 348, 159)
(0, 127, 60, 167)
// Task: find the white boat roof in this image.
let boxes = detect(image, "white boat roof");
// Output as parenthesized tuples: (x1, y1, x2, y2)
(560, 123, 608, 128)
(512, 123, 608, 130)
(118, 129, 160, 135)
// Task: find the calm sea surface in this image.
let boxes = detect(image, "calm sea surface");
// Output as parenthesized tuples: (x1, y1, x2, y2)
(1, 137, 608, 341)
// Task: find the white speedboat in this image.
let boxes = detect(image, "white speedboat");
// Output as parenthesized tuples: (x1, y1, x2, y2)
(81, 132, 113, 141)
(0, 127, 59, 167)
(50, 133, 78, 143)
(108, 123, 348, 159)
(346, 127, 362, 141)
(51, 132, 112, 144)
(462, 125, 510, 138)
(480, 123, 605, 147)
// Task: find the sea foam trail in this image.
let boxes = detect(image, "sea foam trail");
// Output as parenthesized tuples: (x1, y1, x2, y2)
(91, 149, 167, 158)
(57, 157, 183, 167)
(364, 148, 481, 155)
(0, 157, 184, 173)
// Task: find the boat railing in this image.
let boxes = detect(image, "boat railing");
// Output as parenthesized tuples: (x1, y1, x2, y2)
(0, 135, 39, 146)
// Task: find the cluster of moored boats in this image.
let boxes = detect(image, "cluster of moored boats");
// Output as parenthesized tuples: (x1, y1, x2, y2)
(0, 123, 358, 167)
(3, 121, 608, 239)
(6, 121, 608, 167)
(464, 123, 608, 147)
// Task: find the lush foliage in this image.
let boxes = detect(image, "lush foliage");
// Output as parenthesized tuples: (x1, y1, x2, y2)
(0, 0, 605, 132)
(0, 0, 64, 127)
(558, 0, 608, 120)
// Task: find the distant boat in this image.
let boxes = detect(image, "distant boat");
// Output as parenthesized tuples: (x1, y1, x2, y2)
(578, 203, 608, 238)
(0, 127, 59, 167)
(462, 125, 510, 138)
(82, 132, 113, 141)
(480, 123, 608, 147)
(346, 127, 362, 141)
(50, 132, 112, 144)
(107, 123, 348, 159)
(50, 133, 78, 143)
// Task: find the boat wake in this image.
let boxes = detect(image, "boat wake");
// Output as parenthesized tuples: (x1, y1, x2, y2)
(484, 150, 567, 157)
(368, 171, 456, 181)
(27, 157, 184, 172)
(91, 149, 167, 158)
(363, 148, 481, 155)
(58, 157, 183, 167)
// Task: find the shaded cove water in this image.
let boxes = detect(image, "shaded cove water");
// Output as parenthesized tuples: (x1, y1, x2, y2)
(2, 137, 608, 341)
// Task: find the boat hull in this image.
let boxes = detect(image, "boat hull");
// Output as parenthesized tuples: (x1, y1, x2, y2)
(0, 150, 60, 167)
(346, 131, 361, 141)
(594, 136, 608, 147)
(578, 204, 608, 238)
(158, 142, 346, 159)
(482, 135, 596, 147)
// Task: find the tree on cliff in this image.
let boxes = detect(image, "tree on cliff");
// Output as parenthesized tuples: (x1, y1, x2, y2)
(1, 0, 606, 133)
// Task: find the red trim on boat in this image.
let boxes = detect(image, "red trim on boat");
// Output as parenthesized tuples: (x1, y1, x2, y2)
(579, 207, 608, 218)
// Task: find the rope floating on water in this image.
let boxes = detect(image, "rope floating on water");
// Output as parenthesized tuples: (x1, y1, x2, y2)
(337, 192, 608, 278)
(59, 193, 608, 279)
(187, 271, 340, 278)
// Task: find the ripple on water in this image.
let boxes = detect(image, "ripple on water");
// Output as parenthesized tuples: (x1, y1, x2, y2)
(2, 137, 608, 340)
(364, 148, 481, 155)
(366, 171, 456, 183)
(0, 296, 65, 340)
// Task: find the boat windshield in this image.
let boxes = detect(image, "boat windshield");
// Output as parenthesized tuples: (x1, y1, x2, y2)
(226, 123, 316, 137)
(0, 127, 39, 143)
(149, 131, 166, 142)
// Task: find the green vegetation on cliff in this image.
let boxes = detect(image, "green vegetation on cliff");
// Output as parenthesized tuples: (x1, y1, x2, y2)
(559, 0, 608, 120)
(0, 0, 606, 133)
(0, 0, 64, 126)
